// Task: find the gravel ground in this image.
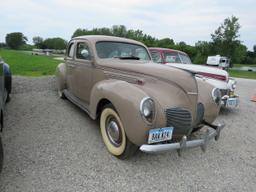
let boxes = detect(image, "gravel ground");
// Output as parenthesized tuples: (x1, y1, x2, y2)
(0, 76, 255, 192)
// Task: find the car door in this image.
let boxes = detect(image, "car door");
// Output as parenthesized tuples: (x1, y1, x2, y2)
(72, 41, 93, 103)
(66, 41, 77, 95)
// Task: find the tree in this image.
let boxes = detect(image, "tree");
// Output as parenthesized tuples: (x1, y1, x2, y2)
(33, 36, 44, 48)
(42, 38, 67, 49)
(253, 45, 256, 53)
(112, 25, 127, 37)
(71, 23, 251, 64)
(193, 41, 214, 64)
(211, 16, 242, 65)
(5, 32, 27, 49)
(0, 43, 6, 48)
(156, 38, 174, 48)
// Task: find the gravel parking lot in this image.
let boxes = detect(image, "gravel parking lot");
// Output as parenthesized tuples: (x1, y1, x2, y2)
(0, 76, 255, 192)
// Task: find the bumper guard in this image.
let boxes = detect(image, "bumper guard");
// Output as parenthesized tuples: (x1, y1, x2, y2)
(140, 122, 225, 156)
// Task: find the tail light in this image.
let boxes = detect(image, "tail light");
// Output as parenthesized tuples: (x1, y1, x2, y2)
(198, 72, 227, 81)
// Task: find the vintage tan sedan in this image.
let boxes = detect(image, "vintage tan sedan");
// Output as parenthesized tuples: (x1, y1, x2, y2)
(56, 35, 225, 159)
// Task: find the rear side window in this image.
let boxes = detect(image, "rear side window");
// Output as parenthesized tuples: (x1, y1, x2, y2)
(67, 43, 75, 58)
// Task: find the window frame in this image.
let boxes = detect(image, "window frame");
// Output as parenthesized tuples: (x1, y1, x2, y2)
(66, 42, 75, 59)
(75, 41, 92, 61)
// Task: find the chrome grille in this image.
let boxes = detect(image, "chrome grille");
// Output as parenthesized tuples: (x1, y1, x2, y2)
(165, 107, 192, 136)
(220, 89, 228, 97)
(194, 103, 204, 127)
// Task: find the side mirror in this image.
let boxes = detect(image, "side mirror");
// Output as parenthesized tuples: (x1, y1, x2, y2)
(81, 49, 89, 58)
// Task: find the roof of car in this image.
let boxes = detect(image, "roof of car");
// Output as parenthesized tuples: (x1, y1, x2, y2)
(72, 35, 146, 46)
(149, 47, 187, 55)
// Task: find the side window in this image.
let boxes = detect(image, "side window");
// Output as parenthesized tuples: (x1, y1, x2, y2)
(150, 51, 163, 63)
(164, 52, 181, 63)
(76, 42, 91, 60)
(67, 43, 75, 58)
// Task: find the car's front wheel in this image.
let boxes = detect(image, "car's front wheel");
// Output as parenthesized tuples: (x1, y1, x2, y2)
(100, 104, 137, 159)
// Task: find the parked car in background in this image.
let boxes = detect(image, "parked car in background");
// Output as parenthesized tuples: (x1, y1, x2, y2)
(56, 36, 225, 159)
(206, 55, 230, 70)
(0, 58, 12, 172)
(149, 48, 239, 108)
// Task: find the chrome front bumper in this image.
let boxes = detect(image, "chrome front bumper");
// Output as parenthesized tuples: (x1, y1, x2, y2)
(140, 123, 225, 155)
(221, 95, 239, 107)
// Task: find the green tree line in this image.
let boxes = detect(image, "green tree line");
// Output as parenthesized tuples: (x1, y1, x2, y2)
(2, 16, 256, 64)
(72, 16, 256, 65)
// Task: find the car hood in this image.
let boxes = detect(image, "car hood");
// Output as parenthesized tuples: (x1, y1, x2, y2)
(97, 59, 198, 94)
(165, 63, 228, 77)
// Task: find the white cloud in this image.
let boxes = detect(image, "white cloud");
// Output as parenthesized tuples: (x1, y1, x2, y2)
(0, 0, 255, 50)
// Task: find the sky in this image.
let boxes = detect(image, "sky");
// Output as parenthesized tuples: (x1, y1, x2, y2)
(0, 0, 255, 50)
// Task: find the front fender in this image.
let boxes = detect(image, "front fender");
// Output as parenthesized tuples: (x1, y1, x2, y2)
(90, 80, 152, 146)
(55, 63, 66, 91)
(197, 78, 220, 124)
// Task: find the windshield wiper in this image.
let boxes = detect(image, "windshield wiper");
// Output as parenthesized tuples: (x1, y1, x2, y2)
(114, 56, 140, 60)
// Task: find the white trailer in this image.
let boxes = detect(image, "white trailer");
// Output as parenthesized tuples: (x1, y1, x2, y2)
(206, 55, 230, 69)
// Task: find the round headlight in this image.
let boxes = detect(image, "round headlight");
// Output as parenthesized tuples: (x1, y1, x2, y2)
(211, 88, 221, 105)
(231, 83, 236, 90)
(140, 97, 155, 123)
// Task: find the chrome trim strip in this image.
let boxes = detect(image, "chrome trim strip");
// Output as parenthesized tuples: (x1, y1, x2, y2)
(187, 92, 198, 95)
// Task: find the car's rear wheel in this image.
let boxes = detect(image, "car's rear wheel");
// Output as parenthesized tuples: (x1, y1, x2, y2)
(100, 104, 137, 159)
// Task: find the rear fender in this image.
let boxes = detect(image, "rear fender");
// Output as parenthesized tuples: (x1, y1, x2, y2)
(56, 63, 66, 91)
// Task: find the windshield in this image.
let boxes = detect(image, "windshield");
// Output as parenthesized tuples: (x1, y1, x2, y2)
(96, 41, 151, 60)
(179, 54, 192, 64)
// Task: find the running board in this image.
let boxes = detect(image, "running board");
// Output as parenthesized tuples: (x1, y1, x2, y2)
(63, 90, 90, 115)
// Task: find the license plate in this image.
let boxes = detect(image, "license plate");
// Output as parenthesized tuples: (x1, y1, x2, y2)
(148, 127, 173, 144)
(227, 98, 238, 107)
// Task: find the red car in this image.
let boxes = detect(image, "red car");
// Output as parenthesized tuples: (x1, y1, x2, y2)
(148, 47, 239, 108)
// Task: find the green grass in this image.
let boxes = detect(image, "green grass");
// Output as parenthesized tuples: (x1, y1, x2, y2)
(228, 64, 256, 79)
(0, 48, 61, 76)
(228, 69, 256, 79)
(0, 48, 256, 79)
(233, 63, 256, 67)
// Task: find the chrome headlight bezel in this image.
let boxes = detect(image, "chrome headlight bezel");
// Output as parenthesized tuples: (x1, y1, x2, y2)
(140, 97, 155, 123)
(227, 78, 237, 91)
(211, 88, 221, 106)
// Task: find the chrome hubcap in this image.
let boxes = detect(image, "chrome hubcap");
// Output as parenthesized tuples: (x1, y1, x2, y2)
(106, 117, 122, 146)
(58, 90, 62, 97)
